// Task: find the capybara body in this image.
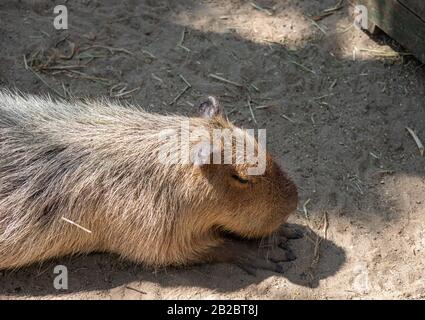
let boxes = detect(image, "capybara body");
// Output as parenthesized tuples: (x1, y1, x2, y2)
(0, 91, 298, 269)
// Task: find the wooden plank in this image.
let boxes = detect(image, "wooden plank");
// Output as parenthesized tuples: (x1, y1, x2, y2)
(351, 0, 425, 63)
(398, 0, 425, 19)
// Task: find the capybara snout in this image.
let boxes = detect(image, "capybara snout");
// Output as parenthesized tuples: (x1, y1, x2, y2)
(0, 91, 298, 269)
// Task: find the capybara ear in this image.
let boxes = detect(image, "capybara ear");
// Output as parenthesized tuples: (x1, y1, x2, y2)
(198, 96, 221, 118)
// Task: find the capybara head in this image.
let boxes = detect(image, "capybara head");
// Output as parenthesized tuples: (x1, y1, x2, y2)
(186, 97, 298, 239)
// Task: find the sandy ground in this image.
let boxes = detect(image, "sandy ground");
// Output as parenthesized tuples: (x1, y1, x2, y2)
(0, 0, 424, 300)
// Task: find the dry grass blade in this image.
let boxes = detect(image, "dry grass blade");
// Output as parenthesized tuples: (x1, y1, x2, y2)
(359, 48, 411, 58)
(250, 2, 273, 16)
(142, 50, 156, 59)
(312, 12, 333, 21)
(43, 65, 85, 71)
(289, 60, 316, 75)
(323, 212, 329, 240)
(307, 211, 329, 280)
(311, 0, 344, 21)
(177, 44, 191, 52)
(141, 50, 156, 59)
(406, 127, 424, 156)
(247, 97, 257, 125)
(303, 199, 311, 221)
(313, 93, 334, 100)
(178, 74, 192, 88)
(280, 113, 295, 123)
(151, 73, 163, 84)
(61, 81, 72, 98)
(169, 75, 192, 105)
(125, 286, 147, 295)
(169, 86, 190, 105)
(66, 70, 111, 85)
(323, 0, 344, 13)
(81, 45, 133, 55)
(250, 83, 260, 92)
(61, 217, 92, 234)
(110, 85, 140, 99)
(208, 73, 243, 87)
(24, 55, 65, 99)
(305, 16, 327, 34)
(179, 27, 187, 45)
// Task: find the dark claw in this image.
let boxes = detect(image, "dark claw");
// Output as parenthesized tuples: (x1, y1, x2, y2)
(236, 262, 257, 276)
(284, 248, 297, 261)
(271, 245, 296, 262)
(274, 263, 291, 274)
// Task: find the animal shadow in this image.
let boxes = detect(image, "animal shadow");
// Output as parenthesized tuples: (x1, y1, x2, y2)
(0, 224, 345, 297)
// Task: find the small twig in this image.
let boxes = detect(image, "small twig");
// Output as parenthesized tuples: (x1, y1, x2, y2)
(406, 127, 424, 156)
(81, 45, 133, 55)
(305, 16, 327, 35)
(43, 65, 85, 71)
(112, 87, 140, 98)
(169, 75, 193, 105)
(311, 12, 333, 21)
(250, 2, 273, 16)
(250, 83, 260, 92)
(61, 81, 72, 98)
(25, 61, 65, 98)
(151, 73, 164, 84)
(177, 44, 191, 52)
(169, 86, 190, 105)
(358, 48, 411, 58)
(179, 74, 192, 88)
(311, 234, 321, 265)
(247, 97, 257, 125)
(141, 49, 156, 59)
(280, 113, 295, 123)
(23, 54, 29, 70)
(125, 286, 147, 295)
(179, 27, 186, 45)
(323, 212, 329, 240)
(369, 152, 380, 159)
(61, 217, 92, 234)
(311, 0, 344, 21)
(288, 60, 316, 75)
(323, 0, 344, 13)
(65, 70, 111, 84)
(303, 199, 311, 221)
(208, 73, 243, 87)
(313, 93, 334, 100)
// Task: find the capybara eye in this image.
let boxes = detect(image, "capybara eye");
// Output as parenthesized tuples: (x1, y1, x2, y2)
(231, 174, 249, 184)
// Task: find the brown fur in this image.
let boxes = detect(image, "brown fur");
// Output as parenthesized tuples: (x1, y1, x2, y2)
(0, 91, 298, 269)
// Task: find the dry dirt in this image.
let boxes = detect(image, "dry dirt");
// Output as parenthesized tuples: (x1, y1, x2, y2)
(0, 0, 424, 300)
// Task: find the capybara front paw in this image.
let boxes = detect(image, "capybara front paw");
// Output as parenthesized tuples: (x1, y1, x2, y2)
(279, 224, 304, 240)
(237, 247, 295, 275)
(266, 244, 296, 263)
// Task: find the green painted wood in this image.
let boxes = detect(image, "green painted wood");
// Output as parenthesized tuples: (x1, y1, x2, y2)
(352, 0, 425, 62)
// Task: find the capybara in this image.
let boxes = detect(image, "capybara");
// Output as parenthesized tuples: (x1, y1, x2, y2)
(0, 91, 298, 271)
